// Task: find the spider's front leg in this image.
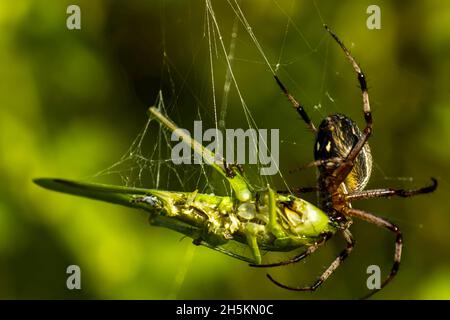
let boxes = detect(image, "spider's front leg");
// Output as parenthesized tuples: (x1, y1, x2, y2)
(274, 75, 317, 134)
(323, 27, 373, 192)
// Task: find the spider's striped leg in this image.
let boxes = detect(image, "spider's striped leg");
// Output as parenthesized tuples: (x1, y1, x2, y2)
(324, 26, 373, 190)
(345, 208, 402, 299)
(274, 75, 317, 133)
(249, 232, 331, 268)
(266, 229, 354, 291)
(346, 178, 437, 201)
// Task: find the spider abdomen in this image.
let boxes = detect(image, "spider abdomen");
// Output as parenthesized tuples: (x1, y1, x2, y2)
(314, 113, 372, 193)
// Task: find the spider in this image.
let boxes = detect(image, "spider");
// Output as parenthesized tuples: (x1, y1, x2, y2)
(251, 25, 437, 299)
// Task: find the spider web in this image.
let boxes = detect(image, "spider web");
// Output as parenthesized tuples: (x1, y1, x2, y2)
(86, 0, 412, 298)
(91, 1, 328, 195)
(85, 0, 427, 299)
(91, 1, 415, 208)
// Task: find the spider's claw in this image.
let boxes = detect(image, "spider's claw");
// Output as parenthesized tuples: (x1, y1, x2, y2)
(401, 177, 438, 197)
(266, 274, 314, 292)
(429, 177, 438, 192)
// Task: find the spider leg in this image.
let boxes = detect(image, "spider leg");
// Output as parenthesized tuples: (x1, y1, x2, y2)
(198, 240, 254, 263)
(344, 208, 402, 299)
(266, 229, 354, 291)
(249, 233, 331, 268)
(346, 178, 437, 201)
(324, 26, 373, 190)
(274, 75, 317, 133)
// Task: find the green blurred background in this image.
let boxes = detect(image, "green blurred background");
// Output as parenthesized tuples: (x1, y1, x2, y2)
(0, 0, 449, 299)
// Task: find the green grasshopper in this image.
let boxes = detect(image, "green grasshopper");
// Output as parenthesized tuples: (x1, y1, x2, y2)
(34, 107, 336, 266)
